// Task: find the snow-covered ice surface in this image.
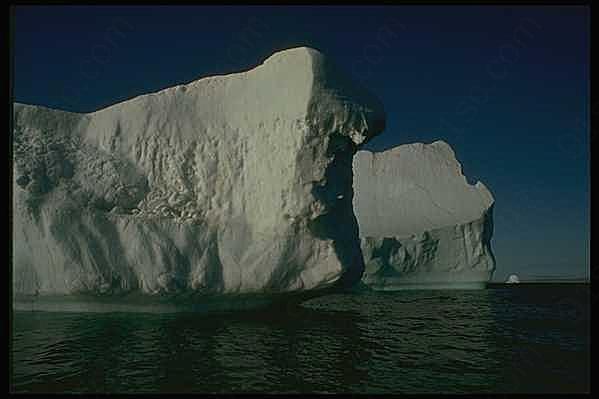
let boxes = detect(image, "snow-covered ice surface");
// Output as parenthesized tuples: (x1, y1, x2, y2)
(12, 47, 386, 311)
(353, 141, 496, 290)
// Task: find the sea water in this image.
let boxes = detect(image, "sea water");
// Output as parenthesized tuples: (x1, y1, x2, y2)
(10, 284, 589, 393)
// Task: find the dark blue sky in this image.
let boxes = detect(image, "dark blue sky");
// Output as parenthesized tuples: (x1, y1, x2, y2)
(13, 5, 589, 281)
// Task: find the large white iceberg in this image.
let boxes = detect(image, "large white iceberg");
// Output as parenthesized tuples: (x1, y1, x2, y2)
(12, 47, 386, 310)
(353, 141, 495, 289)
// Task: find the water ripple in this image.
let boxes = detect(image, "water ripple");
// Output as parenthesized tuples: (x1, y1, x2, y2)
(11, 285, 589, 393)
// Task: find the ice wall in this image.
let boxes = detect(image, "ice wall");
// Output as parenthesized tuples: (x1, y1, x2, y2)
(12, 47, 385, 304)
(353, 141, 495, 289)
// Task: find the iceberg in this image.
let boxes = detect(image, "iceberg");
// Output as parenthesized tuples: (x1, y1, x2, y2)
(353, 141, 495, 290)
(12, 47, 386, 311)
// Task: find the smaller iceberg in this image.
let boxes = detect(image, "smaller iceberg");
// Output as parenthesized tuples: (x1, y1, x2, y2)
(505, 274, 520, 284)
(353, 140, 496, 290)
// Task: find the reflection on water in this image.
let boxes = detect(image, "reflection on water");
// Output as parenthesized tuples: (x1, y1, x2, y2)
(11, 286, 589, 393)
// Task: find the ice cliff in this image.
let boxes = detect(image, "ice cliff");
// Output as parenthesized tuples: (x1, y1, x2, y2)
(353, 141, 495, 289)
(12, 47, 385, 306)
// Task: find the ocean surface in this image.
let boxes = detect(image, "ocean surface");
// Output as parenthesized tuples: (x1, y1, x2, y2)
(10, 284, 590, 394)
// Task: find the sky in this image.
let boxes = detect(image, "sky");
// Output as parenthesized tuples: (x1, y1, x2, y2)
(13, 5, 590, 282)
